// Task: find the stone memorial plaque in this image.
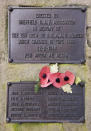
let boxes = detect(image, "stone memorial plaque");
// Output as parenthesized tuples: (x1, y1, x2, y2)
(8, 7, 86, 63)
(6, 82, 85, 123)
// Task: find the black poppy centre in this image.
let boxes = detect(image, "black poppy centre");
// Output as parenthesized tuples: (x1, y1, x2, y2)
(56, 78, 60, 83)
(64, 76, 69, 81)
(42, 74, 47, 79)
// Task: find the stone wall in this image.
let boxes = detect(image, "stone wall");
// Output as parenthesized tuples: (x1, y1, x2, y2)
(0, 0, 91, 131)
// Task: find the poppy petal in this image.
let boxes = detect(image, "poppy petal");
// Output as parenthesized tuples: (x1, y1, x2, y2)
(39, 66, 50, 79)
(39, 66, 51, 87)
(41, 81, 52, 88)
(40, 73, 50, 85)
(50, 73, 64, 88)
(65, 71, 75, 85)
(40, 73, 52, 88)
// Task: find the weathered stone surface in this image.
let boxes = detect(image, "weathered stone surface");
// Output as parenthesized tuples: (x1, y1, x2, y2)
(1, 63, 48, 84)
(0, 0, 91, 131)
(85, 81, 91, 131)
(87, 27, 91, 48)
(7, 0, 67, 6)
(67, 0, 91, 5)
(86, 59, 91, 81)
(87, 8, 91, 27)
(63, 123, 88, 131)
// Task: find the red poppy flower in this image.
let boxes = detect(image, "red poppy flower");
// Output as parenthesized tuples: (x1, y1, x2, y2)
(63, 71, 75, 85)
(50, 73, 64, 88)
(39, 66, 75, 88)
(39, 66, 52, 88)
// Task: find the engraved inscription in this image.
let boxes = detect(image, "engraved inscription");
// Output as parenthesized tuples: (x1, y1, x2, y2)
(7, 82, 85, 123)
(8, 7, 86, 63)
